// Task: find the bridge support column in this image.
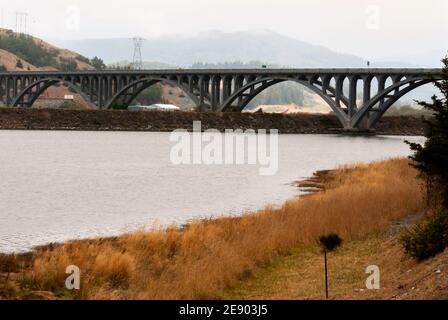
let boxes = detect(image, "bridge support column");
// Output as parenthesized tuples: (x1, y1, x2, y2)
(348, 76, 358, 119)
(355, 76, 373, 130)
(6, 77, 12, 106)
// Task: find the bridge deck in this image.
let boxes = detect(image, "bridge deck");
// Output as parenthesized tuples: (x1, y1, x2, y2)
(0, 68, 443, 76)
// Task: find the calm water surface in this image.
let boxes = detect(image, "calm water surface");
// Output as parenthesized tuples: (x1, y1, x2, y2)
(0, 131, 424, 252)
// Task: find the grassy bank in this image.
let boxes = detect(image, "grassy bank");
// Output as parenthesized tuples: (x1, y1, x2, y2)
(224, 232, 448, 300)
(1, 158, 425, 299)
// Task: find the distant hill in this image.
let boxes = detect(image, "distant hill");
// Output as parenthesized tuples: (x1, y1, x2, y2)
(0, 28, 95, 71)
(0, 48, 40, 71)
(54, 30, 370, 67)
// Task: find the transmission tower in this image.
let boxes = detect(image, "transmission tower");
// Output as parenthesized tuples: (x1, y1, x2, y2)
(132, 37, 144, 70)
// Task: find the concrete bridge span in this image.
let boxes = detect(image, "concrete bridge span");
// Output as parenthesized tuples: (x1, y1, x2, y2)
(0, 68, 442, 130)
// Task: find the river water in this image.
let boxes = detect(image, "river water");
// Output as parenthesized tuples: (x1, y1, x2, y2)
(0, 131, 424, 252)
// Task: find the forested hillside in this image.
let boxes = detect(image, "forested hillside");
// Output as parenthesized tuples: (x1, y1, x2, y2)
(0, 28, 95, 71)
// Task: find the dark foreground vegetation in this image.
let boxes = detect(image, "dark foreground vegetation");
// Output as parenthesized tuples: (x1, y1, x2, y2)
(401, 56, 448, 260)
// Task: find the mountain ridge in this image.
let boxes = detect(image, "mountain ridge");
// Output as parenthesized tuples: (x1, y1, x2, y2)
(53, 30, 371, 67)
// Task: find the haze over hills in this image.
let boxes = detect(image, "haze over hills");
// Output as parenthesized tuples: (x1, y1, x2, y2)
(0, 28, 439, 107)
(53, 29, 434, 69)
(52, 29, 436, 103)
(376, 49, 448, 68)
(53, 30, 373, 68)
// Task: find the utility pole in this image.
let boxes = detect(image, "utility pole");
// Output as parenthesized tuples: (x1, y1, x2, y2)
(24, 13, 27, 34)
(324, 248, 328, 299)
(20, 12, 23, 34)
(132, 37, 144, 70)
(14, 12, 27, 34)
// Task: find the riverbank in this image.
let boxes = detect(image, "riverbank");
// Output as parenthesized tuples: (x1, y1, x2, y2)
(1, 158, 443, 300)
(0, 108, 426, 135)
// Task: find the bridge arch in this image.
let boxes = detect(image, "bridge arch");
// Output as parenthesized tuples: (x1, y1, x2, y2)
(220, 77, 349, 127)
(104, 77, 201, 109)
(350, 77, 433, 128)
(368, 81, 433, 128)
(11, 77, 95, 109)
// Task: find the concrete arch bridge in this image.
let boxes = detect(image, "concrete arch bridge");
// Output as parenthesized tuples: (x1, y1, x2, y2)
(0, 68, 442, 130)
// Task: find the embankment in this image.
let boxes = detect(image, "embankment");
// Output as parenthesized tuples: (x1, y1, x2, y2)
(1, 158, 435, 300)
(0, 108, 426, 135)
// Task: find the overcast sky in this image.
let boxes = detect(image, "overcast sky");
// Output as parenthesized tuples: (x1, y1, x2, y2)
(1, 0, 447, 59)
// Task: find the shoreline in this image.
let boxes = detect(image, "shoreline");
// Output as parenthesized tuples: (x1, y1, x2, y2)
(0, 108, 427, 136)
(0, 169, 331, 255)
(0, 158, 432, 300)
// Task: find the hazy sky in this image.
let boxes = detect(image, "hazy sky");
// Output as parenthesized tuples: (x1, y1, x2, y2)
(1, 0, 447, 59)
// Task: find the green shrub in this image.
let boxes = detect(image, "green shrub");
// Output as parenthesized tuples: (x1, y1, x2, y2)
(16, 59, 24, 69)
(91, 56, 106, 70)
(132, 85, 162, 105)
(400, 210, 448, 260)
(76, 54, 91, 64)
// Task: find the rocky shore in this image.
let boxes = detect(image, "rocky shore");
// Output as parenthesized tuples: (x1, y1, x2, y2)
(0, 108, 426, 135)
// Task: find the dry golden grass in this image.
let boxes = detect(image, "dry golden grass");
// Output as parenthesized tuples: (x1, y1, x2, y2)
(5, 158, 424, 300)
(223, 233, 448, 300)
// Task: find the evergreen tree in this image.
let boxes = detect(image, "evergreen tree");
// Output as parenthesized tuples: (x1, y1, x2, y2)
(16, 59, 23, 69)
(407, 56, 448, 207)
(401, 55, 448, 260)
(91, 56, 106, 70)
